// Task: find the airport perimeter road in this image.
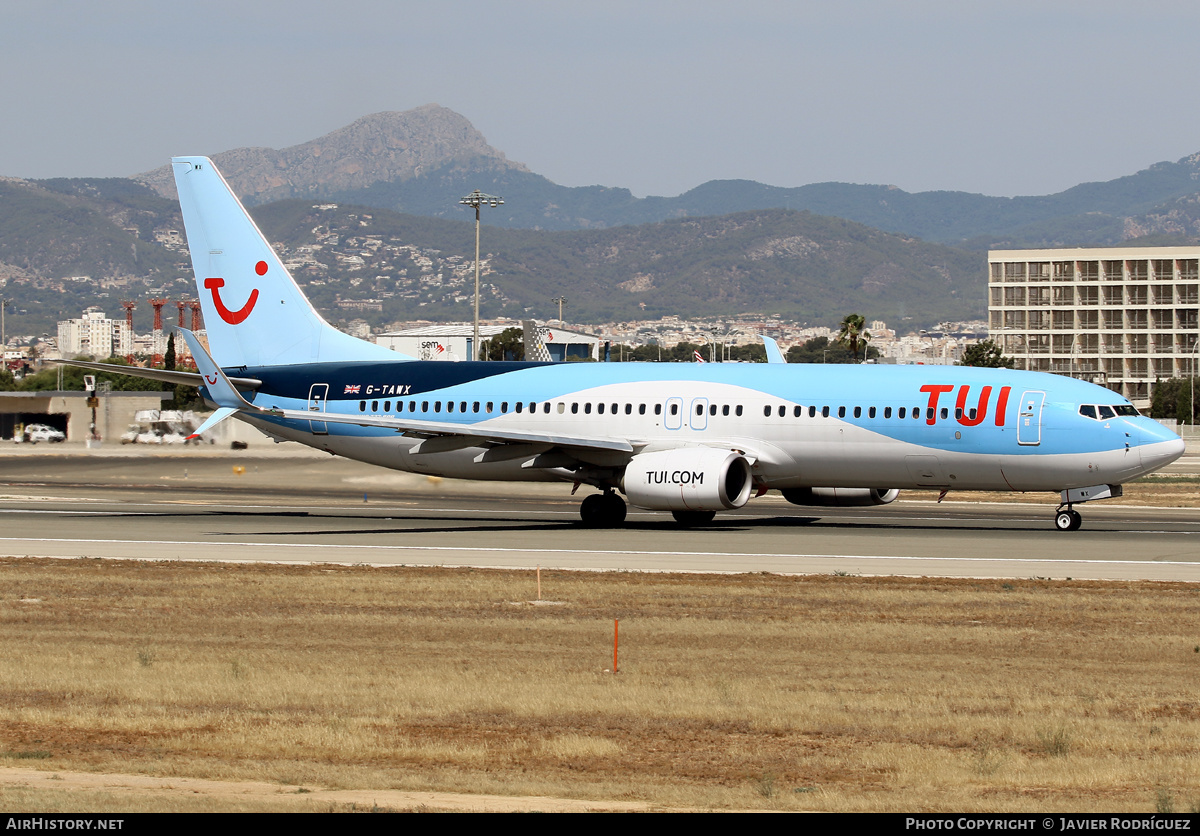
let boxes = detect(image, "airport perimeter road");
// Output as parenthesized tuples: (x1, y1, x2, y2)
(1, 452, 1199, 582)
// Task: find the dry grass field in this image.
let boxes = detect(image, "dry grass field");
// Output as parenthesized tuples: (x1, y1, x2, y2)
(2, 557, 1200, 812)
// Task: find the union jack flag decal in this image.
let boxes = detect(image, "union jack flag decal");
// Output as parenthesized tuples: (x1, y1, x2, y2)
(344, 384, 361, 394)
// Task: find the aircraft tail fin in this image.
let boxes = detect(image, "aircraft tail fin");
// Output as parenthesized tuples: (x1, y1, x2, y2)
(170, 156, 410, 369)
(522, 320, 554, 362)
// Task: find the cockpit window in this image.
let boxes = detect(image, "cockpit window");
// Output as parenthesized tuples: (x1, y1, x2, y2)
(1080, 403, 1140, 420)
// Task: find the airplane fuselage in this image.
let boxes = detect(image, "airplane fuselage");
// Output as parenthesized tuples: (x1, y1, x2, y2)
(231, 359, 1183, 495)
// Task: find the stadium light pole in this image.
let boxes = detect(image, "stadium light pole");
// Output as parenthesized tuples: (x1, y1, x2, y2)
(460, 190, 503, 360)
(552, 296, 567, 327)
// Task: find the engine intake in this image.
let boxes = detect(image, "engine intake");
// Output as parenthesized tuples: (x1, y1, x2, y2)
(623, 448, 753, 511)
(781, 487, 900, 507)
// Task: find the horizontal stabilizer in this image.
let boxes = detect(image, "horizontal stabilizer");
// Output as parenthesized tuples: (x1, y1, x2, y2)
(187, 406, 239, 439)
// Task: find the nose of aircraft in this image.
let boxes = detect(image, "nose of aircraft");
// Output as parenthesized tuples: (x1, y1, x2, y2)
(1135, 420, 1186, 475)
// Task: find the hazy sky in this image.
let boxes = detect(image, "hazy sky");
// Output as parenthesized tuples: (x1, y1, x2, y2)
(4, 1, 1199, 198)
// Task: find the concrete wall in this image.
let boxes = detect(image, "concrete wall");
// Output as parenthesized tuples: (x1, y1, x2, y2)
(0, 391, 170, 441)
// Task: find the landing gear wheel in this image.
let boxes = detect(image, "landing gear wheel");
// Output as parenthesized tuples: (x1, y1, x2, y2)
(602, 492, 627, 526)
(579, 492, 627, 528)
(672, 509, 717, 527)
(1054, 509, 1083, 531)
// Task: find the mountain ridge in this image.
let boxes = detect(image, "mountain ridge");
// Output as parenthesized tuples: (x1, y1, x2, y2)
(128, 105, 1200, 247)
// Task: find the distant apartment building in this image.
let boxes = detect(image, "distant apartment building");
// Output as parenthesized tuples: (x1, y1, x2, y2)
(56, 308, 132, 359)
(988, 247, 1200, 406)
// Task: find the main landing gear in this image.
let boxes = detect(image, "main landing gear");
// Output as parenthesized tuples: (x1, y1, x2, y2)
(1054, 506, 1083, 532)
(579, 491, 627, 528)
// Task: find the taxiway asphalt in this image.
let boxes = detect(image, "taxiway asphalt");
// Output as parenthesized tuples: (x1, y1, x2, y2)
(1, 449, 1198, 582)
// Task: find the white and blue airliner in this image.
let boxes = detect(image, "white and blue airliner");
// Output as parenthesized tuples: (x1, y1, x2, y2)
(66, 158, 1186, 530)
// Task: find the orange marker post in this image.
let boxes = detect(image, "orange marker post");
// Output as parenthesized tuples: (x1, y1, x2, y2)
(613, 618, 619, 674)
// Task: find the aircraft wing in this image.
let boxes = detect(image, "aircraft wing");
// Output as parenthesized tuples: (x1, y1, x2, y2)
(48, 357, 262, 390)
(176, 328, 633, 454)
(258, 405, 636, 453)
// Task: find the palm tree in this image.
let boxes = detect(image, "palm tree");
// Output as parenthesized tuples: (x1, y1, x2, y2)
(837, 313, 871, 362)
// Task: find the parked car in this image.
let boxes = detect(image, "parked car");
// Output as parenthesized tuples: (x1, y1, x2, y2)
(25, 424, 65, 443)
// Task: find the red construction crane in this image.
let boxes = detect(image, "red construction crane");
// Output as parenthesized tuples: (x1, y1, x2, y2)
(120, 301, 136, 363)
(149, 298, 168, 365)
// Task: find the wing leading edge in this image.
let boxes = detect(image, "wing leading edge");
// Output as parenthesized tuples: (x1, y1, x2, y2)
(178, 329, 635, 454)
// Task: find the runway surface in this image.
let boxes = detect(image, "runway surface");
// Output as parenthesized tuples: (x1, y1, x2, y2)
(1, 451, 1199, 582)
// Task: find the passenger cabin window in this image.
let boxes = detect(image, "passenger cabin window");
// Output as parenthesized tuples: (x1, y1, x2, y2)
(794, 406, 802, 418)
(571, 403, 579, 414)
(853, 406, 861, 418)
(898, 407, 906, 419)
(838, 406, 846, 418)
(501, 402, 508, 413)
(516, 402, 523, 413)
(626, 404, 633, 415)
(821, 406, 830, 418)
(639, 404, 647, 415)
(597, 403, 605, 414)
(655, 404, 662, 416)
(372, 400, 379, 412)
(709, 404, 717, 416)
(869, 407, 876, 418)
(763, 405, 771, 417)
(447, 402, 455, 413)
(384, 401, 391, 412)
(884, 407, 891, 419)
(359, 401, 366, 412)
(722, 405, 730, 416)
(777, 405, 785, 417)
(736, 405, 743, 416)
(585, 403, 592, 414)
(670, 403, 679, 416)
(808, 406, 816, 418)
(696, 404, 704, 416)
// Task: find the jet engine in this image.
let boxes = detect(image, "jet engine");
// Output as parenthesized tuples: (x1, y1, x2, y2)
(781, 487, 900, 507)
(622, 448, 753, 512)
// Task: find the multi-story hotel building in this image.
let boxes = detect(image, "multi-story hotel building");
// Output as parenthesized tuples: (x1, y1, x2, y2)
(988, 247, 1200, 407)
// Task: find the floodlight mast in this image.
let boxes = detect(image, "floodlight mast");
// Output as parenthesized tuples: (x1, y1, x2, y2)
(459, 190, 504, 360)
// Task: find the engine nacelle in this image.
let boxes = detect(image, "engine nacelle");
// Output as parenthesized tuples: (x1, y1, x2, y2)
(781, 487, 900, 507)
(622, 448, 753, 512)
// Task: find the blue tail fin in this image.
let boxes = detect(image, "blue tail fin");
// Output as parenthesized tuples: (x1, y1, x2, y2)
(171, 156, 410, 368)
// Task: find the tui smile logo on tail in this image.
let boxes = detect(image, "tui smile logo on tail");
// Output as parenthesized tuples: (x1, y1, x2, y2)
(204, 260, 265, 324)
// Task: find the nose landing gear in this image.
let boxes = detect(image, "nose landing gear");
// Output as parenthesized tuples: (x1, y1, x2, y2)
(1054, 506, 1083, 531)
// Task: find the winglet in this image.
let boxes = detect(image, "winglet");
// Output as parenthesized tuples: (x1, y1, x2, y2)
(178, 328, 252, 410)
(762, 335, 786, 364)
